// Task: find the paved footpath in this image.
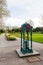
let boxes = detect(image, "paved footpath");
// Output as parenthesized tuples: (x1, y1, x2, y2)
(0, 34, 43, 65)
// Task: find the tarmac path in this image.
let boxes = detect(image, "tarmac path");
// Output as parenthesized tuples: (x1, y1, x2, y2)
(0, 34, 43, 65)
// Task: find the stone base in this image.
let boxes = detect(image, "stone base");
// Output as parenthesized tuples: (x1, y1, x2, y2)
(16, 49, 40, 58)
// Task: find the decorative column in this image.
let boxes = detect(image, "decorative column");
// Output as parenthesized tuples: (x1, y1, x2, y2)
(30, 28, 32, 51)
(27, 31, 29, 49)
(21, 30, 22, 51)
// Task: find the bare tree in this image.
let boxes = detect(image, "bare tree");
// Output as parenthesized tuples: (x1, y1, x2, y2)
(27, 19, 34, 27)
(0, 0, 10, 29)
(41, 16, 43, 25)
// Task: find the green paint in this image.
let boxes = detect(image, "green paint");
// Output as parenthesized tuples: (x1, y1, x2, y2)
(21, 23, 33, 54)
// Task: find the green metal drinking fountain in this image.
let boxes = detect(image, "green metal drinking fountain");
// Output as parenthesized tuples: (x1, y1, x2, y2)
(21, 22, 33, 54)
(16, 22, 40, 57)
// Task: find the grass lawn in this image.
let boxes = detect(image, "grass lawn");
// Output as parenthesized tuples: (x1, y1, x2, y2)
(32, 32, 43, 43)
(12, 32, 43, 43)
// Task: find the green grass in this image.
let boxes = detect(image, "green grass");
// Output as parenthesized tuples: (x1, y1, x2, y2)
(32, 33, 43, 43)
(11, 32, 21, 38)
(10, 32, 43, 43)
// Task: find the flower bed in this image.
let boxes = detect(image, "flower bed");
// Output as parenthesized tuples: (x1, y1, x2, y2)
(5, 33, 16, 41)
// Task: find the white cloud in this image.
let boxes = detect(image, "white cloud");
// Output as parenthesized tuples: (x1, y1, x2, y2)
(6, 0, 43, 27)
(4, 17, 25, 27)
(4, 17, 43, 28)
(7, 0, 43, 18)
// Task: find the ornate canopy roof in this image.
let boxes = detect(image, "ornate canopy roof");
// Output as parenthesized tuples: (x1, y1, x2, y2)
(21, 23, 32, 31)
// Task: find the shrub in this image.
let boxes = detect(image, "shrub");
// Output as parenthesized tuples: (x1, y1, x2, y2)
(5, 33, 16, 41)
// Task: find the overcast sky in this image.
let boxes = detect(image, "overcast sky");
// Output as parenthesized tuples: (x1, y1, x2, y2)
(4, 0, 43, 27)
